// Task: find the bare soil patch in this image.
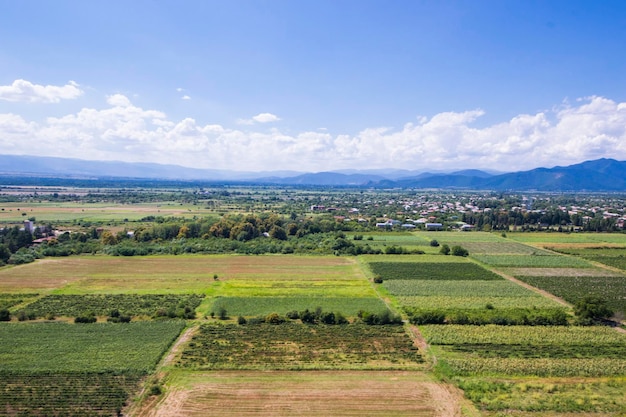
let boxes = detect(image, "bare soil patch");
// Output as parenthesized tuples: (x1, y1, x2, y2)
(136, 370, 463, 417)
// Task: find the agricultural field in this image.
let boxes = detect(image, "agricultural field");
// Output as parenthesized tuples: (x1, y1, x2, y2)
(15, 294, 204, 319)
(0, 293, 37, 310)
(514, 274, 626, 316)
(0, 200, 214, 222)
(506, 231, 626, 245)
(472, 254, 593, 268)
(369, 261, 504, 280)
(0, 254, 361, 294)
(137, 370, 458, 417)
(0, 321, 185, 416)
(346, 232, 436, 253)
(208, 296, 388, 317)
(176, 322, 423, 370)
(420, 325, 626, 415)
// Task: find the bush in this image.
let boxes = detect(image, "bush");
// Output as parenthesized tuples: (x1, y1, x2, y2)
(373, 275, 383, 284)
(574, 296, 613, 322)
(237, 316, 247, 325)
(451, 245, 469, 257)
(439, 244, 450, 255)
(265, 312, 286, 324)
(285, 310, 300, 320)
(430, 239, 440, 247)
(0, 309, 11, 321)
(75, 313, 97, 323)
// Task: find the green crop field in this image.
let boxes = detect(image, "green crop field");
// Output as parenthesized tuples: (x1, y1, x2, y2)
(176, 322, 423, 370)
(473, 254, 593, 267)
(208, 296, 388, 317)
(0, 321, 185, 416)
(0, 293, 38, 310)
(16, 294, 204, 319)
(207, 279, 377, 298)
(370, 261, 504, 280)
(448, 241, 551, 255)
(515, 274, 626, 315)
(506, 232, 626, 245)
(0, 321, 185, 372)
(414, 231, 505, 243)
(383, 279, 544, 297)
(397, 295, 561, 310)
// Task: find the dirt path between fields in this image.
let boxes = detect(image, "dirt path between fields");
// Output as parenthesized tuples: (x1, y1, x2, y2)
(162, 326, 197, 366)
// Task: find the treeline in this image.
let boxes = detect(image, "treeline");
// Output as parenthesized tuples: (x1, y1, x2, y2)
(462, 209, 619, 232)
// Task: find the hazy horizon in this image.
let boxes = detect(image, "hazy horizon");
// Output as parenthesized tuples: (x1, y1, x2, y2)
(1, 1, 626, 173)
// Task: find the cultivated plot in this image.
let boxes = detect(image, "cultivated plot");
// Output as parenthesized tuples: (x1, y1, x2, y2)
(138, 370, 461, 417)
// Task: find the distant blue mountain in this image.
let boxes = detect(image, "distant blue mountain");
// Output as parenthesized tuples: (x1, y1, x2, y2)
(0, 154, 625, 191)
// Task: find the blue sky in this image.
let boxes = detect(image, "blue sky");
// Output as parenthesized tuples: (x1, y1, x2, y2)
(1, 0, 626, 173)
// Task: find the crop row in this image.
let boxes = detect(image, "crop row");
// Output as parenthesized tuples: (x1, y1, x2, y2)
(446, 342, 625, 358)
(209, 296, 388, 317)
(445, 241, 550, 255)
(420, 324, 626, 346)
(15, 294, 204, 319)
(0, 321, 185, 372)
(441, 357, 626, 377)
(0, 371, 142, 417)
(515, 274, 626, 316)
(211, 279, 377, 298)
(473, 254, 592, 267)
(369, 262, 503, 281)
(407, 308, 568, 326)
(0, 293, 38, 310)
(383, 279, 545, 297)
(397, 295, 561, 310)
(177, 322, 423, 370)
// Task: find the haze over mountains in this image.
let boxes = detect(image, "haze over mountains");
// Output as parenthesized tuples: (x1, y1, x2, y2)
(1, 154, 625, 192)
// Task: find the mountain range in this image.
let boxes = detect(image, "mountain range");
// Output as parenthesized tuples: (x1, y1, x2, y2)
(1, 154, 625, 191)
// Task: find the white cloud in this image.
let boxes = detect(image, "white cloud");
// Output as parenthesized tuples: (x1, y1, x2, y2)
(238, 112, 281, 125)
(253, 113, 280, 123)
(181, 95, 191, 100)
(1, 95, 625, 172)
(0, 79, 83, 103)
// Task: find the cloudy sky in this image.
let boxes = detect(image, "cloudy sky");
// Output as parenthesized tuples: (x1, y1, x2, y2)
(1, 1, 626, 173)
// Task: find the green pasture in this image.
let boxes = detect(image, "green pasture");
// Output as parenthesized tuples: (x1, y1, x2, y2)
(206, 296, 389, 317)
(0, 321, 185, 372)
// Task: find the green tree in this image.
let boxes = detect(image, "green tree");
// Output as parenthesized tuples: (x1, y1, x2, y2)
(574, 296, 613, 323)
